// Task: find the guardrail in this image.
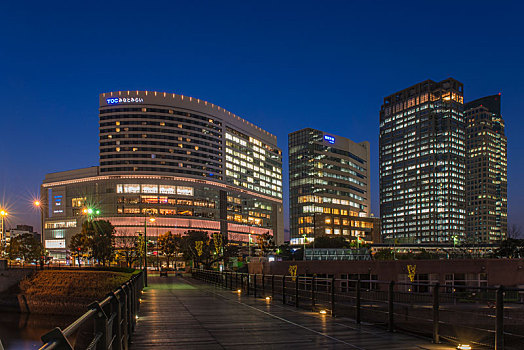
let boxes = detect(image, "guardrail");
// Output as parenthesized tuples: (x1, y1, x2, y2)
(39, 271, 144, 350)
(193, 269, 524, 350)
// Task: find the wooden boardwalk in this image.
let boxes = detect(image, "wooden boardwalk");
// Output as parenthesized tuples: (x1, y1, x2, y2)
(130, 276, 453, 349)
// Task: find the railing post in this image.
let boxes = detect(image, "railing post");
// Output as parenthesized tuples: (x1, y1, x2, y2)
(121, 286, 129, 350)
(112, 291, 123, 350)
(282, 275, 286, 304)
(295, 275, 299, 308)
(254, 274, 257, 298)
(356, 279, 361, 324)
(331, 277, 336, 317)
(271, 275, 275, 299)
(495, 285, 505, 350)
(247, 274, 250, 296)
(433, 283, 440, 344)
(311, 276, 316, 310)
(262, 274, 265, 296)
(236, 272, 238, 289)
(388, 281, 395, 332)
(89, 301, 109, 350)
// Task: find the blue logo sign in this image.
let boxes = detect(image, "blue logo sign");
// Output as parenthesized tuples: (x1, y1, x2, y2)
(106, 97, 144, 105)
(324, 135, 335, 144)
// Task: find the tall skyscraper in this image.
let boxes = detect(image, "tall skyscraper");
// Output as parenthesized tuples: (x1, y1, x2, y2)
(289, 128, 377, 245)
(465, 94, 507, 242)
(379, 78, 466, 244)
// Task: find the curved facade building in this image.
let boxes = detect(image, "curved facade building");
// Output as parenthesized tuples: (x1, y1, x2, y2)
(41, 91, 283, 260)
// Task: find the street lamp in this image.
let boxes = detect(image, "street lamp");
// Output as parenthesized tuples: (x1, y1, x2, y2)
(143, 214, 155, 287)
(302, 234, 307, 261)
(33, 200, 45, 245)
(0, 210, 7, 255)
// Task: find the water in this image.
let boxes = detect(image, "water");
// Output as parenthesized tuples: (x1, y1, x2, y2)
(0, 312, 76, 350)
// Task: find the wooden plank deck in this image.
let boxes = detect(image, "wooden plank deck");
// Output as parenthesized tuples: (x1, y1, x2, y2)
(130, 276, 454, 349)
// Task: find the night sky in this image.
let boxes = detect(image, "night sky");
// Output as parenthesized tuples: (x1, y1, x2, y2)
(1, 1, 523, 236)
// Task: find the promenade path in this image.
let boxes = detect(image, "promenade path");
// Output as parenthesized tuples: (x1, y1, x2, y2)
(130, 276, 454, 350)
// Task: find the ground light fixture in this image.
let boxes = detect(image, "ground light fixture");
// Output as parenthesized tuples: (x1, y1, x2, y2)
(236, 289, 242, 293)
(319, 310, 327, 315)
(456, 345, 472, 350)
(265, 296, 271, 301)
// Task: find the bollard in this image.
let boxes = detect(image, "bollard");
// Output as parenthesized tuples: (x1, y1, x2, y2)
(356, 279, 361, 324)
(388, 281, 395, 332)
(432, 283, 440, 343)
(495, 286, 505, 350)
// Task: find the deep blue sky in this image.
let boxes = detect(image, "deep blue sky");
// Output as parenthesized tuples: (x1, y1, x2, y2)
(1, 1, 523, 234)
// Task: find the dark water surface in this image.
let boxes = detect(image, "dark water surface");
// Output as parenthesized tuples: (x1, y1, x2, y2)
(0, 312, 77, 350)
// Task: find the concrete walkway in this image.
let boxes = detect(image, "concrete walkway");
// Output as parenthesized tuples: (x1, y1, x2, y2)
(130, 276, 455, 349)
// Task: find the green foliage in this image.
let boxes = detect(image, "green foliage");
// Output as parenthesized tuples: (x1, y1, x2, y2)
(158, 231, 182, 267)
(373, 249, 395, 260)
(256, 231, 274, 256)
(70, 220, 115, 266)
(309, 235, 350, 248)
(494, 239, 524, 258)
(9, 233, 45, 263)
(180, 230, 238, 269)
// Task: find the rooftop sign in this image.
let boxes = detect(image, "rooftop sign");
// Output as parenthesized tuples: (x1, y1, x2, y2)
(324, 135, 335, 144)
(106, 97, 144, 105)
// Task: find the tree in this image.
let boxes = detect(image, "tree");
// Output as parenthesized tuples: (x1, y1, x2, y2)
(9, 233, 45, 264)
(70, 229, 90, 267)
(90, 220, 115, 266)
(158, 231, 181, 268)
(494, 239, 524, 258)
(114, 235, 142, 268)
(507, 224, 522, 239)
(309, 236, 349, 249)
(69, 220, 115, 267)
(181, 230, 238, 269)
(257, 231, 274, 256)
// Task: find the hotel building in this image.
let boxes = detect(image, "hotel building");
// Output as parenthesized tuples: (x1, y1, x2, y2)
(41, 91, 283, 260)
(465, 94, 507, 242)
(379, 78, 466, 244)
(288, 128, 376, 245)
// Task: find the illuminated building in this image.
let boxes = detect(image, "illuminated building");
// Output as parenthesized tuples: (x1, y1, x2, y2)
(41, 91, 283, 260)
(465, 94, 507, 242)
(288, 128, 375, 245)
(379, 78, 466, 244)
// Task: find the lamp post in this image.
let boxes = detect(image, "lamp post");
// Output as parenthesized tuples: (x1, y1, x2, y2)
(33, 200, 44, 245)
(302, 234, 307, 261)
(0, 210, 7, 256)
(143, 214, 156, 287)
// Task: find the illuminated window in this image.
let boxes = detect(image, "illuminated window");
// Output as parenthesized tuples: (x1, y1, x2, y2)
(141, 184, 158, 194)
(159, 185, 176, 194)
(123, 184, 140, 193)
(71, 197, 86, 208)
(324, 217, 332, 224)
(177, 186, 194, 196)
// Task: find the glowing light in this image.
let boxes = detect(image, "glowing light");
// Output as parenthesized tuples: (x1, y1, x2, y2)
(237, 289, 242, 293)
(457, 345, 472, 350)
(87, 208, 93, 214)
(34, 200, 41, 207)
(323, 135, 335, 144)
(319, 310, 327, 315)
(0, 210, 7, 216)
(265, 296, 271, 301)
(135, 315, 139, 320)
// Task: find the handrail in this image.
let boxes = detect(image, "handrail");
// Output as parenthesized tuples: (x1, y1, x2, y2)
(39, 270, 144, 350)
(193, 268, 524, 350)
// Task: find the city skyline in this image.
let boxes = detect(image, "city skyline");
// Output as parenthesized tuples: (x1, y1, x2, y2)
(2, 2, 524, 237)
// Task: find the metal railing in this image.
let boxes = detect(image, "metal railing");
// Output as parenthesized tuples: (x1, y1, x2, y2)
(193, 269, 524, 350)
(39, 271, 144, 350)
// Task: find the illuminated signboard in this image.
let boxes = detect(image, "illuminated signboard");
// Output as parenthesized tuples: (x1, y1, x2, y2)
(45, 239, 66, 249)
(324, 135, 335, 144)
(106, 97, 144, 105)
